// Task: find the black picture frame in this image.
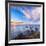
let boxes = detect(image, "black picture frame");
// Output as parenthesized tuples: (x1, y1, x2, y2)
(5, 0, 44, 46)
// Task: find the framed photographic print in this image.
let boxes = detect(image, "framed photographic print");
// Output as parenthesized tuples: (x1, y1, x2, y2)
(5, 0, 44, 46)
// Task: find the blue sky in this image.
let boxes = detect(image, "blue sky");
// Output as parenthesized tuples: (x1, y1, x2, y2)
(9, 6, 40, 24)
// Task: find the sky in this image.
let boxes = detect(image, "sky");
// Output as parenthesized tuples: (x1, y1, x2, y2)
(9, 6, 41, 24)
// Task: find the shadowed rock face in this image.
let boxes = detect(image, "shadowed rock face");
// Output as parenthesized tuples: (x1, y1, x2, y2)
(14, 32, 40, 39)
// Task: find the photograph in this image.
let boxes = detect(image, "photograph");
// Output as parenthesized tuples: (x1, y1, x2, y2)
(9, 3, 41, 40)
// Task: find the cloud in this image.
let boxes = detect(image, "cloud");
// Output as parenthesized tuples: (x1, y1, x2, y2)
(22, 7, 41, 22)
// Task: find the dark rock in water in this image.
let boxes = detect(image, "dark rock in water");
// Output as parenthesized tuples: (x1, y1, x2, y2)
(25, 26, 28, 28)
